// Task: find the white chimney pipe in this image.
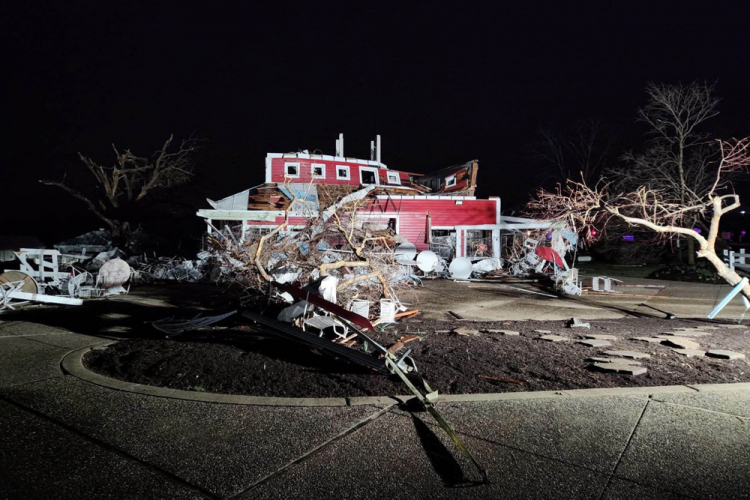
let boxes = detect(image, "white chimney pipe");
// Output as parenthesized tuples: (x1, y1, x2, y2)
(339, 133, 344, 158)
(376, 135, 381, 165)
(335, 139, 340, 157)
(370, 140, 375, 161)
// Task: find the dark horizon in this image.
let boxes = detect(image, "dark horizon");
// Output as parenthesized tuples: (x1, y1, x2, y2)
(5, 2, 750, 246)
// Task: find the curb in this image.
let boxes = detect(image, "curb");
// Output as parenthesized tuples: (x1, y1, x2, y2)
(62, 346, 750, 408)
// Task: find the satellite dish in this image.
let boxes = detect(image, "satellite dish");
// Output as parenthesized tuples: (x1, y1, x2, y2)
(395, 243, 417, 264)
(449, 257, 473, 279)
(416, 251, 439, 272)
(0, 270, 39, 294)
(98, 258, 132, 288)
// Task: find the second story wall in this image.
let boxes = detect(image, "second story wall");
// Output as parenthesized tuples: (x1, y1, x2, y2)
(266, 154, 408, 186)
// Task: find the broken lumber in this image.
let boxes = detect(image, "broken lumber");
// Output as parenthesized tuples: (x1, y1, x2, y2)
(395, 310, 420, 319)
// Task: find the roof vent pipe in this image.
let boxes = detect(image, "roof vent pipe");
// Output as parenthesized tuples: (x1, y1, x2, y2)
(376, 135, 382, 165)
(370, 140, 375, 161)
(339, 133, 344, 158)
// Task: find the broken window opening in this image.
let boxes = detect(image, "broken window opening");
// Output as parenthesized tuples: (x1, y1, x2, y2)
(284, 162, 300, 178)
(430, 229, 455, 259)
(446, 174, 457, 188)
(311, 163, 326, 179)
(387, 172, 401, 185)
(360, 168, 378, 185)
(336, 165, 350, 180)
(466, 229, 492, 257)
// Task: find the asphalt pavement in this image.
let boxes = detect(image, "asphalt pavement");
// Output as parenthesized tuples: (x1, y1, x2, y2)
(1, 313, 748, 499)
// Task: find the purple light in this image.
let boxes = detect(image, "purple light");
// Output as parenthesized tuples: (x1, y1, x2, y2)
(693, 228, 702, 234)
(742, 231, 747, 236)
(546, 234, 552, 240)
(622, 235, 634, 242)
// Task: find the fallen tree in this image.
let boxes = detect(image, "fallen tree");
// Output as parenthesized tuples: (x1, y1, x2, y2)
(204, 182, 413, 309)
(527, 136, 750, 298)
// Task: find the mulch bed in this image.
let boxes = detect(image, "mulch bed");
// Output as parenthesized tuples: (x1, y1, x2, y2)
(83, 316, 750, 398)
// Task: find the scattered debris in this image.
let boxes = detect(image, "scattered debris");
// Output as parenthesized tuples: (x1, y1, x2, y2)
(534, 329, 552, 334)
(660, 337, 701, 350)
(592, 362, 647, 376)
(663, 330, 711, 337)
(706, 350, 746, 360)
(568, 317, 590, 328)
(394, 310, 420, 320)
(539, 334, 568, 342)
(583, 334, 616, 340)
(590, 276, 621, 292)
(631, 337, 663, 343)
(672, 348, 706, 357)
(602, 350, 651, 359)
(484, 329, 520, 336)
(577, 339, 612, 347)
(586, 357, 641, 365)
(452, 327, 479, 337)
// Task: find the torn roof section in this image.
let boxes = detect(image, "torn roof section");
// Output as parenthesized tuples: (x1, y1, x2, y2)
(204, 135, 482, 216)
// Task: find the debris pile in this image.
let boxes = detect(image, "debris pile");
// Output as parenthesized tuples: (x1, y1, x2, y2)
(200, 189, 416, 313)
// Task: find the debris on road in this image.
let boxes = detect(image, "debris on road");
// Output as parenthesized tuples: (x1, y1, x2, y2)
(568, 317, 590, 328)
(539, 334, 568, 342)
(671, 348, 706, 357)
(592, 362, 647, 376)
(661, 337, 701, 350)
(706, 349, 746, 360)
(577, 339, 611, 347)
(602, 350, 651, 359)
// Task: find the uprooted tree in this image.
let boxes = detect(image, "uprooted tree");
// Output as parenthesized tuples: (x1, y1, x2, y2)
(40, 134, 199, 243)
(528, 137, 750, 298)
(204, 182, 410, 308)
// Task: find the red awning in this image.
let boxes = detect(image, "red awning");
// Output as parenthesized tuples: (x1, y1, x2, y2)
(535, 245, 565, 268)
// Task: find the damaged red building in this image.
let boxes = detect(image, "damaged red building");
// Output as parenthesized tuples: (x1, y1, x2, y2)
(198, 135, 535, 260)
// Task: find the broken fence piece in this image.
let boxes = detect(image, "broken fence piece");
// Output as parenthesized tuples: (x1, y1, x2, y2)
(479, 375, 524, 386)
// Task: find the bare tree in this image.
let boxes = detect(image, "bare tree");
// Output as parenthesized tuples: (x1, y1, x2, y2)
(610, 81, 720, 263)
(533, 118, 614, 185)
(41, 134, 199, 241)
(528, 137, 750, 298)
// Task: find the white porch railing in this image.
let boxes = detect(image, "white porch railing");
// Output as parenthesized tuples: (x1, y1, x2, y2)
(723, 248, 750, 271)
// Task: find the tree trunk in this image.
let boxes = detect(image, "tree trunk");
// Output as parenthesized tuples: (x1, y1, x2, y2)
(700, 249, 750, 299)
(687, 237, 696, 265)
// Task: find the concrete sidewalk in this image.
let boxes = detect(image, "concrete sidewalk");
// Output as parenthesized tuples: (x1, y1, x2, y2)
(1, 320, 749, 499)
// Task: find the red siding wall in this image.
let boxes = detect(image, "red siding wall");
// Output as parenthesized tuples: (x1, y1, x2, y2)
(269, 157, 408, 186)
(367, 198, 496, 250)
(244, 198, 496, 252)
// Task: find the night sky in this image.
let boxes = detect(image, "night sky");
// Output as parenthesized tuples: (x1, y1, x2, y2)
(5, 2, 750, 246)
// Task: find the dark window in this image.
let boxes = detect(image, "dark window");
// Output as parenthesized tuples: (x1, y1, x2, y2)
(361, 170, 377, 184)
